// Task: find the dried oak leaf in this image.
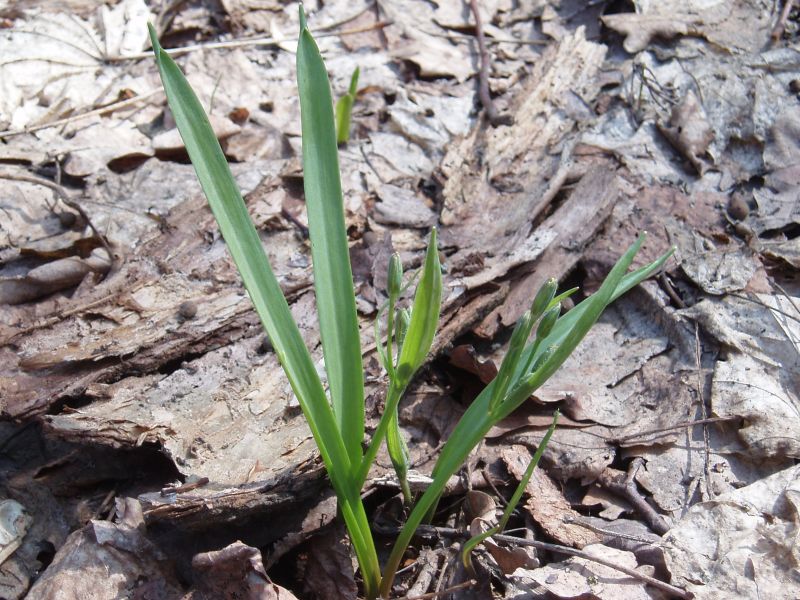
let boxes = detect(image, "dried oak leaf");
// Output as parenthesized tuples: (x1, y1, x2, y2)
(601, 14, 699, 54)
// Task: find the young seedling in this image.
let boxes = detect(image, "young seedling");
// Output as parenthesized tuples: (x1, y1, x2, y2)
(335, 66, 360, 144)
(150, 7, 674, 598)
(461, 410, 559, 569)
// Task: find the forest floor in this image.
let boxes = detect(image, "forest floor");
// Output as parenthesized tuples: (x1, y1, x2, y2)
(1, 0, 799, 598)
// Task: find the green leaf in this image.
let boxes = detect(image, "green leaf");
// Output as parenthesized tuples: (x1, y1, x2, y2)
(396, 228, 442, 384)
(150, 20, 380, 598)
(462, 410, 559, 568)
(148, 24, 348, 475)
(379, 238, 673, 596)
(335, 66, 359, 143)
(297, 20, 365, 464)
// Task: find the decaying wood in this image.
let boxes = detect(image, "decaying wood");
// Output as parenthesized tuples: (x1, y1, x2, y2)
(476, 165, 619, 338)
(438, 28, 609, 337)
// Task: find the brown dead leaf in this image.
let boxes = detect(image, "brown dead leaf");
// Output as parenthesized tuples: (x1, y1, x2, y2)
(712, 353, 800, 459)
(0, 0, 151, 131)
(303, 524, 358, 600)
(24, 514, 183, 599)
(189, 541, 298, 600)
(373, 184, 436, 228)
(751, 106, 800, 236)
(504, 445, 601, 548)
(449, 344, 498, 385)
(465, 490, 497, 524)
(63, 119, 154, 177)
(679, 246, 760, 295)
(512, 544, 653, 600)
(680, 293, 800, 369)
(601, 14, 697, 54)
(659, 90, 714, 175)
(581, 485, 633, 520)
(664, 464, 800, 599)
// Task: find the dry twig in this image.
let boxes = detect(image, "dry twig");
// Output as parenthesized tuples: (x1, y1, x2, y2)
(598, 459, 670, 536)
(467, 0, 512, 127)
(771, 0, 796, 42)
(403, 579, 477, 599)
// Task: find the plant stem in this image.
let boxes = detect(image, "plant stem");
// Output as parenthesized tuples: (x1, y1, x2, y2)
(357, 379, 406, 487)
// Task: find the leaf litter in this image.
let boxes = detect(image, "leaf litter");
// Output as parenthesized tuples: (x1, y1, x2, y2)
(2, 0, 800, 598)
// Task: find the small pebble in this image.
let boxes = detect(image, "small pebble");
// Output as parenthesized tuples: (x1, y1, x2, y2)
(790, 79, 800, 94)
(178, 301, 197, 320)
(58, 211, 77, 228)
(728, 193, 750, 221)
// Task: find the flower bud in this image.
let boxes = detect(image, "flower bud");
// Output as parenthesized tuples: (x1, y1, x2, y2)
(396, 308, 411, 346)
(535, 304, 560, 341)
(388, 253, 402, 299)
(530, 278, 558, 321)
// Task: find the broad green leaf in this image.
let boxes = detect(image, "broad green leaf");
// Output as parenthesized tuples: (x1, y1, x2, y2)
(297, 20, 365, 464)
(151, 23, 380, 597)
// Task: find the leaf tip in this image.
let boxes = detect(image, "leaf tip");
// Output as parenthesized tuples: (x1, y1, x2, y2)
(147, 22, 160, 54)
(299, 4, 308, 31)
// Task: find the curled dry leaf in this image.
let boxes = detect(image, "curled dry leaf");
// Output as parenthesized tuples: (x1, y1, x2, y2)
(659, 90, 714, 174)
(189, 541, 300, 600)
(24, 513, 183, 599)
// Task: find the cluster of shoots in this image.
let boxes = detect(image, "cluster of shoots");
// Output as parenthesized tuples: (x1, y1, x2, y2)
(148, 6, 673, 598)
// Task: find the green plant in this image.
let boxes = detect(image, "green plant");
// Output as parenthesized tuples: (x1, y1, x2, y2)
(335, 66, 359, 143)
(461, 410, 559, 569)
(149, 8, 673, 598)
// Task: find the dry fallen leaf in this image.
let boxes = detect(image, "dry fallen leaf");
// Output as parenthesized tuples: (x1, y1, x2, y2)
(24, 509, 183, 599)
(712, 353, 800, 459)
(189, 540, 299, 600)
(0, 0, 151, 130)
(601, 13, 697, 54)
(659, 90, 714, 174)
(512, 544, 654, 600)
(664, 464, 800, 599)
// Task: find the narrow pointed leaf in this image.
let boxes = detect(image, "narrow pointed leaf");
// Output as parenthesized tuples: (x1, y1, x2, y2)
(380, 239, 673, 595)
(335, 66, 359, 143)
(297, 21, 365, 463)
(148, 24, 351, 478)
(396, 228, 442, 383)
